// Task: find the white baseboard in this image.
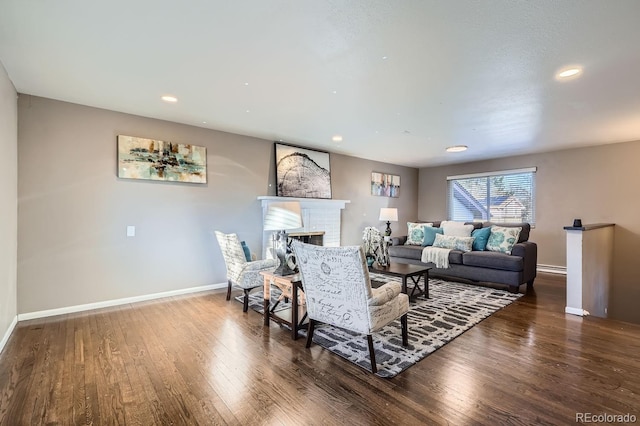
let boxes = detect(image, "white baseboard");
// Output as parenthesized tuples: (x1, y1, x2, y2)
(18, 282, 227, 321)
(565, 306, 588, 316)
(0, 315, 18, 355)
(537, 264, 567, 275)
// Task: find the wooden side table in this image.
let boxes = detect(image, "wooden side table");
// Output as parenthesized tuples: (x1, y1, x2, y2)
(369, 263, 431, 301)
(260, 271, 307, 340)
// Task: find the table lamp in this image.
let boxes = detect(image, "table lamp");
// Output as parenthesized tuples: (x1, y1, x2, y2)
(379, 207, 398, 236)
(264, 201, 303, 275)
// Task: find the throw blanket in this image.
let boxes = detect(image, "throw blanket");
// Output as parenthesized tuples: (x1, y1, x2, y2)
(421, 247, 451, 268)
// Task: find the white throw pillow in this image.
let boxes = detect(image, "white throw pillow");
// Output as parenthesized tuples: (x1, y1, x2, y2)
(440, 221, 474, 237)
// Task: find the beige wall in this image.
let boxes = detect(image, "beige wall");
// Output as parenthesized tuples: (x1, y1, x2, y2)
(331, 154, 418, 245)
(0, 62, 18, 346)
(17, 95, 417, 314)
(418, 141, 640, 324)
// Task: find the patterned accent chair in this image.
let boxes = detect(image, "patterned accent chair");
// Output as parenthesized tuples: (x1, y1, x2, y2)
(291, 241, 409, 374)
(215, 231, 278, 312)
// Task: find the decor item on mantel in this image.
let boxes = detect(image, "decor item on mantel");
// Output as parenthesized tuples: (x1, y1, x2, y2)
(379, 207, 398, 236)
(263, 201, 303, 276)
(275, 142, 331, 199)
(371, 172, 400, 197)
(117, 135, 207, 183)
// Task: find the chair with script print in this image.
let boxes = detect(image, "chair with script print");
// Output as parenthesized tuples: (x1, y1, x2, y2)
(291, 240, 409, 374)
(215, 231, 277, 312)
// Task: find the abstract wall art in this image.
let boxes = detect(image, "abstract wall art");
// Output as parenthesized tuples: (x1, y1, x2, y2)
(275, 142, 331, 199)
(117, 135, 207, 183)
(371, 172, 400, 197)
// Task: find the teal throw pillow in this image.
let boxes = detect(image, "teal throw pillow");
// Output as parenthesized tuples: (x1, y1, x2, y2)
(240, 241, 252, 261)
(422, 226, 444, 246)
(471, 227, 492, 251)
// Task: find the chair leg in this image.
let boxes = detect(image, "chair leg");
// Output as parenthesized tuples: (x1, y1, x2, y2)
(243, 289, 250, 312)
(367, 335, 377, 374)
(226, 280, 232, 301)
(401, 313, 408, 347)
(306, 319, 316, 348)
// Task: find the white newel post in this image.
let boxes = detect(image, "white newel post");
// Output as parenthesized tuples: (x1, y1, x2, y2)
(564, 223, 615, 318)
(258, 196, 350, 259)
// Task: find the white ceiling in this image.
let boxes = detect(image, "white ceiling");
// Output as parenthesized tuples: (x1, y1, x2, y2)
(2, 1, 640, 168)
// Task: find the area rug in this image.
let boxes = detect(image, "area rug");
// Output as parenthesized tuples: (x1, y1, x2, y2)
(238, 274, 522, 378)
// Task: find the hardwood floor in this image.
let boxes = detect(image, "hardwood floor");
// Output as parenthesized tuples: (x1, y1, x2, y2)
(1, 273, 639, 425)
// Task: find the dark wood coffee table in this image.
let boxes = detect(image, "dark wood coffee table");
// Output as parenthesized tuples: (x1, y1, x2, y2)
(369, 263, 431, 301)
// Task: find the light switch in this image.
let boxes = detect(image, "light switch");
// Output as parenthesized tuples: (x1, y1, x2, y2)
(127, 226, 135, 237)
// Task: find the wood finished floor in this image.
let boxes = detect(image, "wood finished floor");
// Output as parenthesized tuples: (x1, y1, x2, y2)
(1, 273, 639, 425)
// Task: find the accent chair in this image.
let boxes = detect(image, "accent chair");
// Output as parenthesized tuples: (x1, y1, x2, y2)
(291, 240, 410, 373)
(215, 231, 277, 312)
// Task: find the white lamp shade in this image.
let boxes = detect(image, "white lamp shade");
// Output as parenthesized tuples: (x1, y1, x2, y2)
(264, 202, 304, 231)
(379, 207, 398, 222)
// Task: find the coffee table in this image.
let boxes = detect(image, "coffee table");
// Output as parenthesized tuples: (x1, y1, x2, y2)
(369, 263, 431, 301)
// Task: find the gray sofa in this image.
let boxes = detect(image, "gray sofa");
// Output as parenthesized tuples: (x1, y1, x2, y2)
(389, 221, 537, 293)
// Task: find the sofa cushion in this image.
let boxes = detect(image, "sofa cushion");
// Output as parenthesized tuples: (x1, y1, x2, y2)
(471, 227, 491, 251)
(463, 251, 524, 271)
(422, 226, 444, 246)
(406, 222, 433, 245)
(483, 222, 530, 243)
(440, 221, 474, 237)
(486, 225, 522, 254)
(448, 250, 464, 265)
(433, 234, 474, 252)
(389, 244, 423, 260)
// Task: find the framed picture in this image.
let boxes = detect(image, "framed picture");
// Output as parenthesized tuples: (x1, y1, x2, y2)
(371, 172, 400, 197)
(117, 135, 207, 183)
(275, 142, 331, 199)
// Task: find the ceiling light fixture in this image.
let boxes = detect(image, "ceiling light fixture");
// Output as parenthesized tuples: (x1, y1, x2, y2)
(161, 95, 178, 103)
(556, 66, 583, 80)
(332, 135, 343, 142)
(446, 145, 468, 153)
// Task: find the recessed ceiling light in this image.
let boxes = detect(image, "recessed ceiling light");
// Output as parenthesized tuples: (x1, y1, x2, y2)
(332, 135, 343, 142)
(332, 90, 337, 94)
(446, 145, 468, 153)
(161, 95, 178, 103)
(382, 56, 388, 60)
(556, 66, 583, 79)
(202, 121, 207, 124)
(244, 82, 249, 86)
(246, 109, 250, 113)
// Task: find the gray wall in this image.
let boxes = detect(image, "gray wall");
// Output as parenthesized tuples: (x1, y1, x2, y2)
(17, 95, 418, 314)
(0, 62, 18, 345)
(418, 141, 640, 324)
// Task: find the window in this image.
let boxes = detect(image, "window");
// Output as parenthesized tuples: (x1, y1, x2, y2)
(447, 167, 536, 225)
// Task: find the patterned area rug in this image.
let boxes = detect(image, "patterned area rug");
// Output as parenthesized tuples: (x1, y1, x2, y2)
(238, 274, 522, 378)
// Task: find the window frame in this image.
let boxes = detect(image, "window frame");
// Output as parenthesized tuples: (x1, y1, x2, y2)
(446, 167, 537, 226)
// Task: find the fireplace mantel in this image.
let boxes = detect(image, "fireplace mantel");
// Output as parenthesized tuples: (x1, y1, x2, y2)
(258, 196, 350, 258)
(257, 196, 350, 210)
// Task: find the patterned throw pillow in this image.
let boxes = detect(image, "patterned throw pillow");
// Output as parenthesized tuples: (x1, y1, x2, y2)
(440, 221, 474, 237)
(486, 226, 522, 254)
(432, 234, 474, 252)
(406, 222, 433, 245)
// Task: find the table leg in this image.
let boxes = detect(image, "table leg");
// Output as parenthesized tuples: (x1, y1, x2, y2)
(402, 277, 408, 296)
(263, 276, 270, 326)
(291, 279, 299, 340)
(425, 270, 429, 299)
